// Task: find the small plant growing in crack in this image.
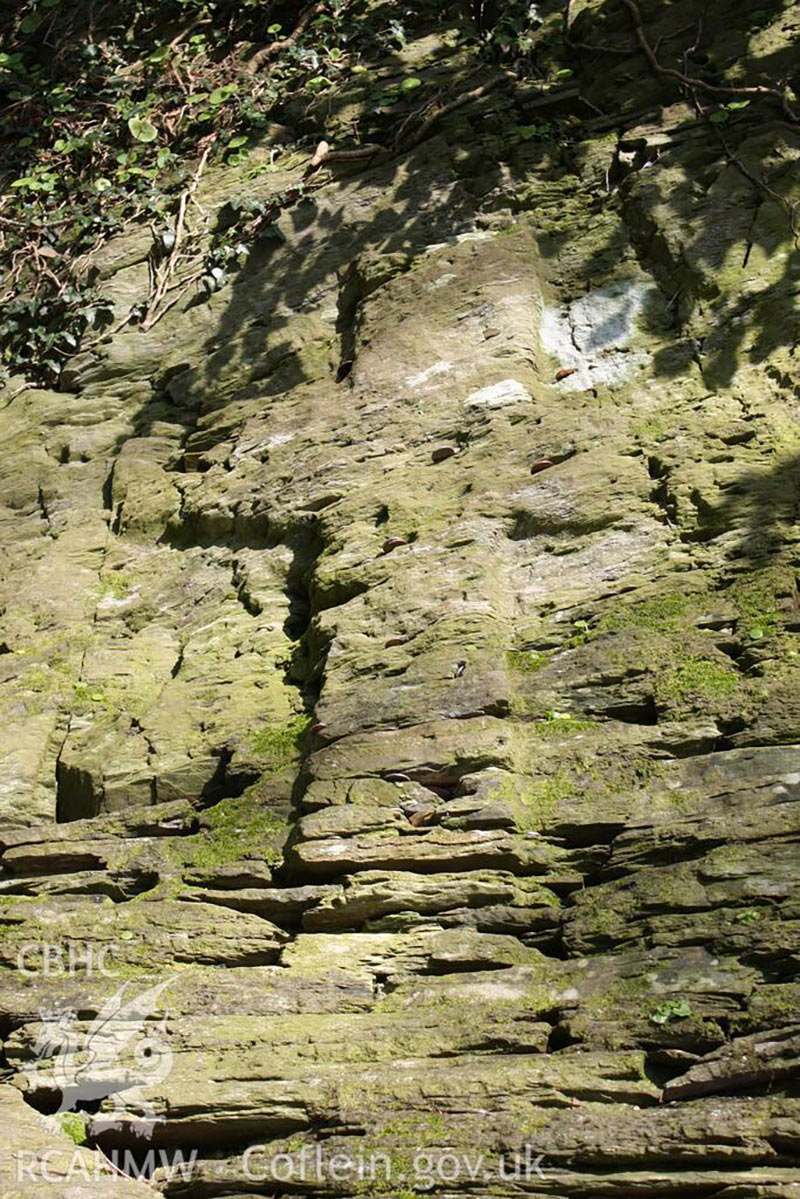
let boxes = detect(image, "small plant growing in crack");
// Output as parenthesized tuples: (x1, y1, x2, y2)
(649, 997, 693, 1025)
(734, 907, 762, 924)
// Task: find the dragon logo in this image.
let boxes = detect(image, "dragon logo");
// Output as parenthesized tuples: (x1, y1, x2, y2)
(25, 977, 175, 1139)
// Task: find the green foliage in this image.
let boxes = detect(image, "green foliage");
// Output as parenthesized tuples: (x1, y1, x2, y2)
(726, 566, 795, 642)
(0, 1, 455, 386)
(649, 997, 693, 1024)
(709, 100, 751, 124)
(128, 115, 159, 143)
(734, 907, 763, 924)
(98, 572, 131, 599)
(57, 1112, 88, 1145)
(506, 121, 554, 142)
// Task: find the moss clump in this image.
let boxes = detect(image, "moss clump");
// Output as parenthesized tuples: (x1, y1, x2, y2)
(250, 715, 311, 774)
(506, 649, 548, 674)
(188, 790, 289, 870)
(597, 592, 695, 635)
(659, 657, 739, 706)
(725, 565, 796, 641)
(97, 573, 131, 600)
(57, 1112, 88, 1145)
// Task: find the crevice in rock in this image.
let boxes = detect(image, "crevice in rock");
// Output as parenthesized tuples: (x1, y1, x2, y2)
(56, 755, 102, 823)
(282, 518, 328, 714)
(170, 645, 184, 679)
(546, 1021, 582, 1053)
(590, 696, 659, 725)
(101, 459, 115, 512)
(647, 456, 678, 526)
(231, 557, 262, 616)
(36, 485, 53, 537)
(198, 747, 261, 807)
(335, 262, 364, 384)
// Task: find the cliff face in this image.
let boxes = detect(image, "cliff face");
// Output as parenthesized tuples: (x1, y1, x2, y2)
(1, 1, 799, 1194)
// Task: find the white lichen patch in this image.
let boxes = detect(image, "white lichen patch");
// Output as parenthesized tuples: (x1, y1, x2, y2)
(540, 278, 658, 390)
(464, 379, 532, 409)
(405, 360, 453, 389)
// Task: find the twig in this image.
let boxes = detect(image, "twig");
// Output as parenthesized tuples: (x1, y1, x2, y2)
(310, 82, 582, 175)
(567, 39, 632, 56)
(143, 271, 205, 330)
(81, 311, 136, 352)
(621, 0, 798, 123)
(654, 20, 697, 59)
(97, 1144, 147, 1185)
(141, 141, 213, 331)
(392, 97, 439, 152)
(714, 126, 800, 244)
(245, 1, 326, 74)
(398, 77, 506, 152)
(682, 20, 703, 80)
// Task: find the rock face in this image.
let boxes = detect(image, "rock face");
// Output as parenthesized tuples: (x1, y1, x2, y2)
(1, 1, 799, 1194)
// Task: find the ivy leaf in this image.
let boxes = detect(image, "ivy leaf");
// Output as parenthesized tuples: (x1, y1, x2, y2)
(649, 998, 692, 1025)
(128, 115, 158, 143)
(402, 76, 422, 90)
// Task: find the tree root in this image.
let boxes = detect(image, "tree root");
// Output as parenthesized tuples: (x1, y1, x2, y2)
(620, 0, 798, 124)
(142, 141, 213, 332)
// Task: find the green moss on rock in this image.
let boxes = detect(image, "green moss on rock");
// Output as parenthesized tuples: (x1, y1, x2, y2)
(506, 649, 548, 674)
(659, 657, 739, 707)
(250, 715, 311, 774)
